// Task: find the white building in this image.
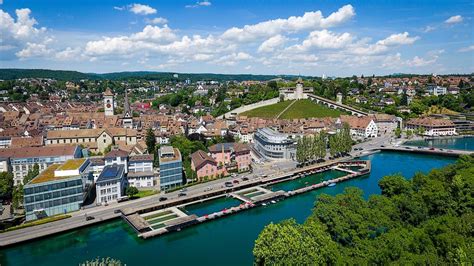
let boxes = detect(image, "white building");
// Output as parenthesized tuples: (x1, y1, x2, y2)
(338, 115, 378, 139)
(279, 78, 312, 100)
(128, 154, 155, 188)
(406, 118, 456, 137)
(253, 128, 296, 161)
(96, 164, 126, 204)
(103, 88, 115, 116)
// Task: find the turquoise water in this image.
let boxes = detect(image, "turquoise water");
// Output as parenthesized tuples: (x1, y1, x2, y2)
(268, 170, 347, 192)
(405, 137, 474, 151)
(0, 152, 456, 266)
(183, 197, 243, 217)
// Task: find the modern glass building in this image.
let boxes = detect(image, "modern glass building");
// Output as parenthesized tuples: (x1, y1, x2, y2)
(23, 158, 91, 221)
(159, 146, 183, 190)
(96, 164, 126, 204)
(253, 127, 296, 160)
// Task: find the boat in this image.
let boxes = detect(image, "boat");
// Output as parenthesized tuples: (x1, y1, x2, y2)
(271, 200, 276, 204)
(262, 203, 267, 206)
(328, 183, 336, 187)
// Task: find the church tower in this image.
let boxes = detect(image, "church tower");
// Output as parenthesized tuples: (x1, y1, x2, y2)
(122, 89, 133, 128)
(103, 88, 114, 116)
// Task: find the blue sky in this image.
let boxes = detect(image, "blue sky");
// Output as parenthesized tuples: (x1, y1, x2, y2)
(1, 0, 473, 76)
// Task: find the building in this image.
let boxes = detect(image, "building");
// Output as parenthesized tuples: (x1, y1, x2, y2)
(427, 85, 447, 96)
(96, 164, 126, 204)
(208, 142, 251, 172)
(370, 114, 399, 134)
(406, 118, 456, 136)
(158, 146, 183, 190)
(339, 115, 378, 139)
(190, 150, 226, 181)
(279, 78, 312, 100)
(0, 145, 82, 186)
(103, 88, 115, 116)
(128, 154, 155, 188)
(46, 128, 137, 153)
(253, 128, 296, 161)
(104, 149, 129, 173)
(23, 158, 92, 221)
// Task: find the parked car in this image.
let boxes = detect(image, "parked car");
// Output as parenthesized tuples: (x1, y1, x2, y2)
(242, 177, 249, 181)
(86, 216, 95, 221)
(233, 180, 239, 184)
(178, 192, 187, 197)
(224, 181, 233, 187)
(159, 197, 168, 202)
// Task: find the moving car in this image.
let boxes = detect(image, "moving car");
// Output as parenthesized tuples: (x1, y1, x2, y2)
(159, 197, 168, 202)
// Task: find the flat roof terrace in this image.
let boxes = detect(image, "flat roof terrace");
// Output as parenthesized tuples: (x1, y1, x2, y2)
(56, 158, 87, 171)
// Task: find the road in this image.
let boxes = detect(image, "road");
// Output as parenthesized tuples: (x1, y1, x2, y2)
(0, 136, 391, 247)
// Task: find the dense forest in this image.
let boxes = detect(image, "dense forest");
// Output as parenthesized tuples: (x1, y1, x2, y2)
(253, 155, 474, 264)
(0, 68, 304, 82)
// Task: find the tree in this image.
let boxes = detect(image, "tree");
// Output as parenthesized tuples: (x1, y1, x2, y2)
(12, 184, 23, 209)
(406, 130, 413, 139)
(23, 163, 39, 184)
(145, 127, 156, 154)
(0, 172, 14, 198)
(395, 127, 402, 138)
(125, 186, 139, 198)
(254, 155, 474, 264)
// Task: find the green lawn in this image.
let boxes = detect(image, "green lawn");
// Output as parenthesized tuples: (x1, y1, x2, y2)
(241, 99, 344, 119)
(134, 190, 158, 199)
(1, 214, 71, 232)
(279, 99, 344, 119)
(241, 100, 294, 118)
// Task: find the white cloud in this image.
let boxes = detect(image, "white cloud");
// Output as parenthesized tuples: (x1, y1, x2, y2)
(423, 26, 436, 33)
(376, 32, 419, 46)
(113, 6, 125, 11)
(221, 4, 355, 42)
(290, 30, 353, 51)
(213, 52, 252, 66)
(129, 3, 157, 15)
(16, 42, 53, 59)
(445, 15, 463, 24)
(258, 35, 288, 53)
(185, 1, 212, 8)
(459, 45, 474, 52)
(55, 47, 83, 60)
(145, 17, 168, 25)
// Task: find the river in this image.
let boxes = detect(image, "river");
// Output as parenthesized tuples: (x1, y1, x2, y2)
(404, 136, 474, 151)
(0, 151, 458, 266)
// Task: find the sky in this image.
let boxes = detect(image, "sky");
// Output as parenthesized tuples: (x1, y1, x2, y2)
(1, 0, 473, 76)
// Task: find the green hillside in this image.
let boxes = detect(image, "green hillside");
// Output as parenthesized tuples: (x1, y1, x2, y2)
(241, 99, 345, 119)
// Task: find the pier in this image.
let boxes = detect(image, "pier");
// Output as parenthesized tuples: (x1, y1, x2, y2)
(124, 160, 371, 240)
(380, 146, 472, 157)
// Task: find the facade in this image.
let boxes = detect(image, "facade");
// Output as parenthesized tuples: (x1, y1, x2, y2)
(191, 150, 226, 180)
(46, 128, 137, 153)
(159, 146, 183, 190)
(103, 88, 115, 116)
(0, 145, 81, 186)
(253, 128, 296, 161)
(104, 149, 129, 173)
(279, 78, 312, 100)
(370, 114, 399, 135)
(96, 165, 126, 204)
(339, 116, 379, 139)
(23, 159, 92, 221)
(406, 118, 456, 136)
(128, 154, 155, 188)
(208, 142, 251, 172)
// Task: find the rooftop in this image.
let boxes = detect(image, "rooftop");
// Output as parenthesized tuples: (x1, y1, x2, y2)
(0, 145, 79, 160)
(56, 158, 87, 171)
(29, 164, 75, 185)
(97, 165, 125, 183)
(159, 147, 181, 163)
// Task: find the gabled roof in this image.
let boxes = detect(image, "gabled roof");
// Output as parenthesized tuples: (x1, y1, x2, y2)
(103, 88, 114, 96)
(190, 150, 216, 170)
(104, 149, 129, 158)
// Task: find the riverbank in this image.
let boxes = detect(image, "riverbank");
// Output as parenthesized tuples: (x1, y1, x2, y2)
(0, 151, 457, 266)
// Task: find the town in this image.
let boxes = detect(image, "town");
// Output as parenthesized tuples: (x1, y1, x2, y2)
(0, 71, 472, 229)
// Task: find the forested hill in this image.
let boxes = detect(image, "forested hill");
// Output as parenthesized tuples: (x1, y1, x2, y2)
(0, 69, 99, 81)
(0, 68, 304, 82)
(253, 154, 474, 264)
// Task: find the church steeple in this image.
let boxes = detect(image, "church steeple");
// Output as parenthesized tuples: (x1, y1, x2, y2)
(103, 88, 114, 116)
(122, 88, 133, 128)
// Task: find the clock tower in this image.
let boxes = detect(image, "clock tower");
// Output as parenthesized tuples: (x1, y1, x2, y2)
(103, 88, 114, 116)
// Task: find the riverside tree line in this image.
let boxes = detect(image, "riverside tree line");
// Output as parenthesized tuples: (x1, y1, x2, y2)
(295, 123, 352, 164)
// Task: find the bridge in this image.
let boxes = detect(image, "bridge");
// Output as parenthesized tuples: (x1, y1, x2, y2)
(307, 93, 369, 117)
(379, 146, 473, 157)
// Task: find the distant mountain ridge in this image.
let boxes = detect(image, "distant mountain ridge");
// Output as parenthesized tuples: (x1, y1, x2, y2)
(0, 68, 305, 82)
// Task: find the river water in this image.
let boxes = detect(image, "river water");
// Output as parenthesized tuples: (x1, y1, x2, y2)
(404, 136, 474, 151)
(0, 151, 457, 266)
